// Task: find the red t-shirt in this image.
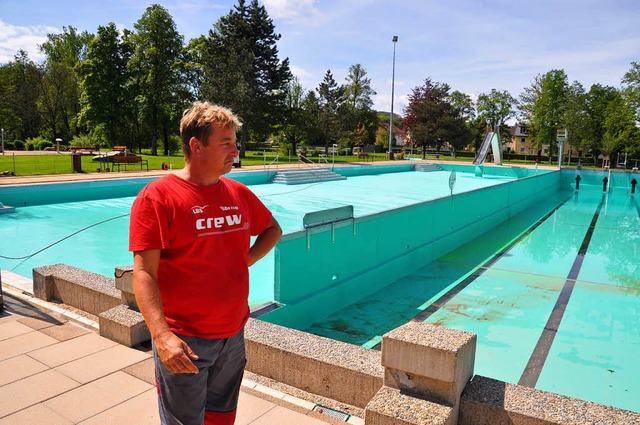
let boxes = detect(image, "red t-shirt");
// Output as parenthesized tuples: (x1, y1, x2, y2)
(129, 174, 273, 338)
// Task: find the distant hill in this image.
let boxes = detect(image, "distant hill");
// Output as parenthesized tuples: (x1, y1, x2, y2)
(377, 111, 403, 126)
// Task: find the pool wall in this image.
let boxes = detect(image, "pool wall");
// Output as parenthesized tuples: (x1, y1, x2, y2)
(264, 170, 563, 330)
(0, 170, 276, 207)
(0, 163, 546, 207)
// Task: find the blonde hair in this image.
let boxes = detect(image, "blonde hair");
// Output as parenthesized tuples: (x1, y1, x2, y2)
(179, 101, 242, 156)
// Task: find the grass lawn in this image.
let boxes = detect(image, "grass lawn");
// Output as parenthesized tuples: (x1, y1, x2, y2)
(0, 150, 600, 177)
(0, 151, 394, 176)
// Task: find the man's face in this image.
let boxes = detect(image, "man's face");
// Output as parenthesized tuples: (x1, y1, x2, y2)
(199, 126, 239, 176)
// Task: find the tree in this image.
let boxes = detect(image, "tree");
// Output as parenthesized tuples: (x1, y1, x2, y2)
(1, 51, 42, 141)
(317, 69, 346, 154)
(202, 0, 291, 155)
(78, 23, 133, 147)
(280, 76, 306, 155)
(300, 91, 322, 150)
(476, 89, 517, 146)
(404, 78, 471, 158)
(449, 90, 475, 122)
(129, 4, 185, 155)
(344, 64, 377, 149)
(563, 81, 590, 157)
(39, 26, 93, 139)
(602, 91, 640, 157)
(585, 84, 618, 159)
(345, 64, 376, 110)
(519, 70, 569, 162)
(622, 61, 640, 124)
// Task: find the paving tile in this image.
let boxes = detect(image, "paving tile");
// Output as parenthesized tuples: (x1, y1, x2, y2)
(39, 322, 91, 341)
(79, 388, 159, 425)
(44, 371, 152, 423)
(18, 315, 66, 330)
(122, 357, 155, 385)
(0, 313, 18, 325)
(0, 370, 79, 418)
(0, 354, 48, 386)
(54, 344, 151, 384)
(0, 403, 72, 425)
(0, 330, 58, 362)
(0, 321, 34, 341)
(249, 405, 329, 425)
(235, 391, 277, 425)
(28, 331, 117, 368)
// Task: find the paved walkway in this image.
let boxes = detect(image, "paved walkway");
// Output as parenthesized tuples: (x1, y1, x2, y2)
(0, 290, 354, 425)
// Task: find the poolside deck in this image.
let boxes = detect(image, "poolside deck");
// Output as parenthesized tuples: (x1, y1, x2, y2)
(0, 282, 355, 424)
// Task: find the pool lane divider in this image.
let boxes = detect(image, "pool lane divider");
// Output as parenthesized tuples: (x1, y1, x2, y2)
(518, 194, 605, 388)
(369, 192, 575, 351)
(408, 192, 574, 325)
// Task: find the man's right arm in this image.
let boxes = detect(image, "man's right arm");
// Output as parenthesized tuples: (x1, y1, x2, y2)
(133, 250, 199, 374)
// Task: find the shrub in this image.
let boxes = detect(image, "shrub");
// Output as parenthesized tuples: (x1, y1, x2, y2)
(38, 141, 53, 150)
(27, 142, 35, 151)
(14, 140, 25, 151)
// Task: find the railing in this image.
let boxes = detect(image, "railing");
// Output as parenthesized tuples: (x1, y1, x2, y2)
(264, 154, 279, 172)
(297, 154, 323, 168)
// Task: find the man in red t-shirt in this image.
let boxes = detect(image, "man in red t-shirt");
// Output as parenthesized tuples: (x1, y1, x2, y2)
(129, 102, 282, 425)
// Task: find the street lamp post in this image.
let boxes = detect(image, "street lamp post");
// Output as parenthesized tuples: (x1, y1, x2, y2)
(1, 128, 4, 155)
(388, 35, 398, 160)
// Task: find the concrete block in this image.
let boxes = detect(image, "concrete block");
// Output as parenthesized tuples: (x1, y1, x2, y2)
(99, 305, 150, 347)
(245, 318, 383, 409)
(459, 375, 640, 425)
(33, 266, 57, 300)
(382, 322, 475, 405)
(364, 386, 454, 425)
(114, 266, 134, 294)
(33, 264, 120, 316)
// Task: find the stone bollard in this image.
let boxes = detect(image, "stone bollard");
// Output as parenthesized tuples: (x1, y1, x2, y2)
(98, 266, 150, 347)
(365, 322, 476, 425)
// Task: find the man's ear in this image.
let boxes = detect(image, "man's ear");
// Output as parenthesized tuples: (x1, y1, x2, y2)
(189, 137, 200, 155)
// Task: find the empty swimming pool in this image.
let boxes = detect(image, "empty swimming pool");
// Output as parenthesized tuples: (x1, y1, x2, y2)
(1, 165, 637, 412)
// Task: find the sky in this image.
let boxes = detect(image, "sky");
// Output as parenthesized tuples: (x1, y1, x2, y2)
(1, 0, 639, 116)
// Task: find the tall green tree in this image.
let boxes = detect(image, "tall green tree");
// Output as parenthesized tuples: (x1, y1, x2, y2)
(202, 0, 291, 155)
(1, 51, 42, 141)
(563, 81, 590, 156)
(78, 23, 132, 147)
(585, 84, 618, 159)
(519, 70, 569, 161)
(343, 64, 377, 148)
(449, 90, 475, 122)
(39, 26, 93, 139)
(317, 69, 346, 154)
(621, 62, 640, 124)
(476, 88, 516, 145)
(404, 78, 471, 157)
(602, 91, 640, 157)
(280, 76, 306, 155)
(129, 4, 185, 155)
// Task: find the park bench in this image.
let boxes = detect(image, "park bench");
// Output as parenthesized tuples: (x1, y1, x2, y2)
(111, 154, 149, 171)
(69, 145, 99, 154)
(357, 152, 372, 162)
(113, 145, 127, 152)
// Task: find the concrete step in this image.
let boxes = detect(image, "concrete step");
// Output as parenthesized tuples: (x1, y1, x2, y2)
(272, 169, 346, 185)
(414, 163, 443, 172)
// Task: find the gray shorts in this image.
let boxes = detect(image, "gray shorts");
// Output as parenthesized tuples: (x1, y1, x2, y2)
(153, 328, 246, 425)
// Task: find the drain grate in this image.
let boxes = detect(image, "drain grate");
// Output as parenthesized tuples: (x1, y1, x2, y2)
(312, 404, 350, 422)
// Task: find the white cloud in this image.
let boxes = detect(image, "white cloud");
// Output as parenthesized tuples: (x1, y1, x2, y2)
(0, 21, 59, 64)
(262, 0, 320, 23)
